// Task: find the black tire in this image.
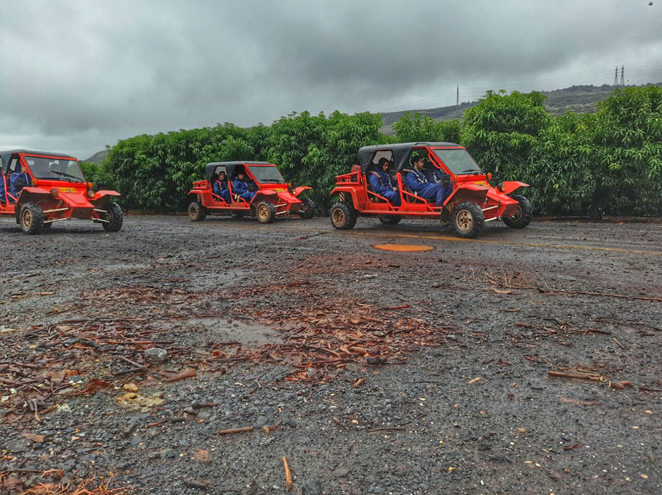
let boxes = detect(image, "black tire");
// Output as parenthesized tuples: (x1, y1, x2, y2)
(503, 195, 533, 229)
(452, 202, 484, 239)
(330, 202, 357, 230)
(102, 203, 124, 232)
(378, 215, 401, 225)
(298, 197, 315, 219)
(256, 201, 276, 224)
(188, 201, 206, 222)
(19, 202, 44, 235)
(230, 211, 245, 219)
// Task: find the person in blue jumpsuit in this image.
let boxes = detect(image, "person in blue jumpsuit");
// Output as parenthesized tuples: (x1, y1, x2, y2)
(8, 165, 31, 203)
(368, 158, 401, 206)
(0, 171, 6, 203)
(232, 170, 256, 202)
(404, 156, 452, 206)
(213, 171, 231, 203)
(423, 163, 454, 197)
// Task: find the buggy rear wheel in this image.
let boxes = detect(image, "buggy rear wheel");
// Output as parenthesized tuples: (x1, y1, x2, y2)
(20, 202, 44, 235)
(378, 215, 401, 225)
(503, 195, 532, 229)
(452, 202, 484, 239)
(330, 202, 357, 230)
(256, 201, 276, 224)
(188, 200, 206, 222)
(298, 197, 315, 219)
(102, 203, 123, 232)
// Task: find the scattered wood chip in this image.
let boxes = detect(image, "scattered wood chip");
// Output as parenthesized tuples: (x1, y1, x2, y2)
(194, 449, 211, 464)
(469, 377, 482, 384)
(20, 432, 45, 443)
(283, 456, 293, 492)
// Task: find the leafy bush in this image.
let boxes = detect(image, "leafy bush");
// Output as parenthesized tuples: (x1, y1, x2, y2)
(101, 87, 662, 218)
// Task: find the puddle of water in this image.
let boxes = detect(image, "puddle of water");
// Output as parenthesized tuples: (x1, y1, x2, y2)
(185, 318, 281, 345)
(372, 243, 435, 252)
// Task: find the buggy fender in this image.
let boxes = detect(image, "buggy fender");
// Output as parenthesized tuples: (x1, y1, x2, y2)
(499, 181, 529, 195)
(15, 187, 53, 208)
(252, 190, 278, 203)
(292, 186, 312, 197)
(443, 184, 489, 209)
(90, 190, 121, 204)
(276, 191, 301, 204)
(330, 186, 360, 207)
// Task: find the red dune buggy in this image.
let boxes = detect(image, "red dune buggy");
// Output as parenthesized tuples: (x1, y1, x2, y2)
(187, 161, 315, 223)
(329, 142, 532, 238)
(0, 150, 123, 235)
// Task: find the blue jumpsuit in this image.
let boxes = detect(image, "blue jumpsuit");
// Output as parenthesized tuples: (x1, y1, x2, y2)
(404, 169, 452, 206)
(368, 170, 401, 206)
(0, 174, 6, 203)
(213, 180, 231, 203)
(232, 178, 256, 202)
(8, 172, 31, 203)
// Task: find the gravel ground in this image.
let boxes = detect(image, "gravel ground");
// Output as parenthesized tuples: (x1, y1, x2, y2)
(1, 214, 661, 495)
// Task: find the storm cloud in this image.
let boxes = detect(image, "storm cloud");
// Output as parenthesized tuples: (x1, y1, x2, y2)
(0, 0, 660, 158)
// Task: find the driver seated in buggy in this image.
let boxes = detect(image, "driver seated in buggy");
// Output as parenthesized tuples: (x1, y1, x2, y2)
(404, 156, 452, 206)
(368, 157, 401, 206)
(8, 163, 31, 203)
(212, 171, 231, 203)
(232, 168, 256, 202)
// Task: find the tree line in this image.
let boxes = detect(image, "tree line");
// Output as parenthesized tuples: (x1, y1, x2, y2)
(86, 86, 662, 218)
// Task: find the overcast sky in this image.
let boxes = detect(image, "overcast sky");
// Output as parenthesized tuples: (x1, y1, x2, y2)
(0, 0, 660, 159)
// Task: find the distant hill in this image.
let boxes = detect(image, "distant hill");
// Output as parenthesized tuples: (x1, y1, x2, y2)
(380, 83, 662, 133)
(82, 149, 109, 163)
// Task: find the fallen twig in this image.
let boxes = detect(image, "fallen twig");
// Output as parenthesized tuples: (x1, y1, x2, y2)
(219, 426, 254, 436)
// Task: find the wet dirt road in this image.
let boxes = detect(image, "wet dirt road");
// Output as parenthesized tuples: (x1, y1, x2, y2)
(1, 215, 661, 495)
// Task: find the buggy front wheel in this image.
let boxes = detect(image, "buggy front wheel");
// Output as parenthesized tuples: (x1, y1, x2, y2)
(101, 203, 124, 232)
(503, 195, 532, 229)
(20, 202, 44, 235)
(452, 202, 484, 239)
(256, 201, 276, 224)
(298, 197, 315, 219)
(330, 202, 357, 230)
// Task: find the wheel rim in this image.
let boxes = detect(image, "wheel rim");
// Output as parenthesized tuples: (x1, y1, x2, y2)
(21, 209, 33, 229)
(332, 208, 346, 226)
(456, 210, 473, 231)
(301, 203, 309, 214)
(106, 208, 114, 222)
(188, 205, 198, 220)
(257, 205, 269, 221)
(510, 205, 522, 221)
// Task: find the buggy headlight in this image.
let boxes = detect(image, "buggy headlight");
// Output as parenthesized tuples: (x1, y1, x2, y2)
(87, 189, 95, 198)
(497, 182, 504, 192)
(50, 188, 59, 197)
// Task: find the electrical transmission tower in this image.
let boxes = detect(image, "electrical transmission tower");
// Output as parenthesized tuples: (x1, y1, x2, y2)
(456, 85, 459, 106)
(614, 66, 619, 86)
(620, 65, 625, 86)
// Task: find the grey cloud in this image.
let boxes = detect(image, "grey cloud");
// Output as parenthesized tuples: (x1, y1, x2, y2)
(0, 0, 660, 158)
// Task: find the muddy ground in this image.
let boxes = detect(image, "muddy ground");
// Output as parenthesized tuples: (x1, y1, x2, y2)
(0, 214, 661, 495)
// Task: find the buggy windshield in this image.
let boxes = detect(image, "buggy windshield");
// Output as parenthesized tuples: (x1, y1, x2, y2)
(433, 149, 483, 175)
(249, 166, 285, 184)
(24, 156, 85, 182)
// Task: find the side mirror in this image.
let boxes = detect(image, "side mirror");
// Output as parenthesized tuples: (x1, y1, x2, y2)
(441, 174, 451, 188)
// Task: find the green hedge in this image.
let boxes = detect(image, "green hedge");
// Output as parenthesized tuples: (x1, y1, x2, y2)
(99, 86, 662, 217)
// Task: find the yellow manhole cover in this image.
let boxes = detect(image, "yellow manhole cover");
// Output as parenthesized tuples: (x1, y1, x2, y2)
(372, 243, 434, 252)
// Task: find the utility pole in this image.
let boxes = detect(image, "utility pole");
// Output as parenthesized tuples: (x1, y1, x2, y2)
(620, 65, 625, 86)
(614, 66, 619, 86)
(456, 85, 459, 106)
